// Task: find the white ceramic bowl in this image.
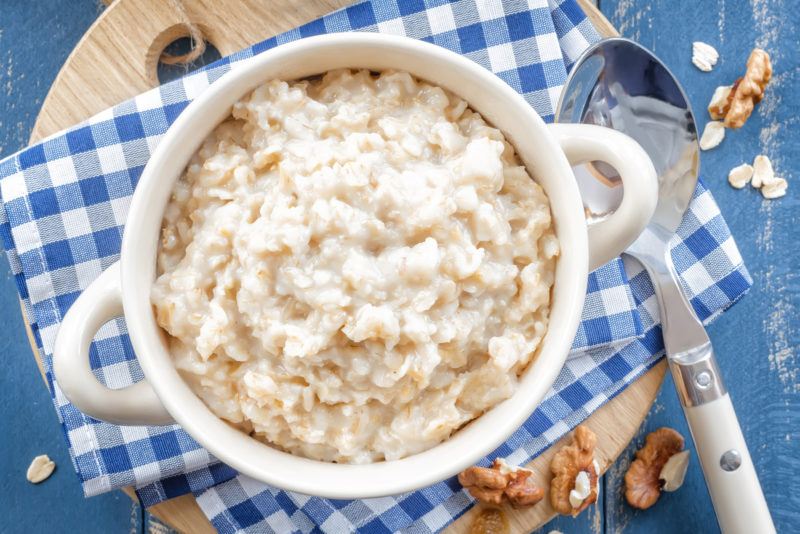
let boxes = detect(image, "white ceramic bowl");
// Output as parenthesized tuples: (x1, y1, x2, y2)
(53, 33, 656, 499)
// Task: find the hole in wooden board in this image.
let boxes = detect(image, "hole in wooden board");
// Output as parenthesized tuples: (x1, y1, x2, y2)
(157, 35, 222, 84)
(146, 23, 222, 86)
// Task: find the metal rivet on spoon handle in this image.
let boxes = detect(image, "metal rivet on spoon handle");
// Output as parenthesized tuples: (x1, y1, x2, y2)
(556, 37, 775, 534)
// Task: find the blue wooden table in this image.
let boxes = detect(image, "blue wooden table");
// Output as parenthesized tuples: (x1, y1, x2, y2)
(1, 1, 797, 532)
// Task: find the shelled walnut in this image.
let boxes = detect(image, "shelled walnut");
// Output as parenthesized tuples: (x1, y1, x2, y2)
(624, 427, 686, 509)
(725, 49, 772, 128)
(708, 48, 772, 129)
(458, 459, 544, 508)
(549, 425, 599, 516)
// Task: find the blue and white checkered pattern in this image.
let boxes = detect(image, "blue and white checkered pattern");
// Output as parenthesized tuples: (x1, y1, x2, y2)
(0, 0, 750, 531)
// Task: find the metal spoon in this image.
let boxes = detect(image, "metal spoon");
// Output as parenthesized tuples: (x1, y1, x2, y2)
(557, 38, 774, 533)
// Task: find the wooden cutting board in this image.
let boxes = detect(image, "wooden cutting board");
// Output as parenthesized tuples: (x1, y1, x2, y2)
(26, 1, 666, 532)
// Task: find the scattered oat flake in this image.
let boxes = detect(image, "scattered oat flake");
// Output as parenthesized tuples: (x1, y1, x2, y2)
(692, 42, 719, 72)
(752, 155, 774, 188)
(708, 85, 732, 119)
(728, 163, 754, 189)
(742, 155, 788, 199)
(699, 121, 725, 150)
(26, 454, 56, 484)
(659, 450, 690, 492)
(569, 470, 593, 508)
(761, 177, 788, 199)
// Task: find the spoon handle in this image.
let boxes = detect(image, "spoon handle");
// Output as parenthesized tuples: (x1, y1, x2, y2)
(647, 247, 774, 533)
(674, 350, 775, 534)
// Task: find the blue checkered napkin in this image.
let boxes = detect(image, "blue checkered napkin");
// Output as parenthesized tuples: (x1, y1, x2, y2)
(0, 0, 632, 501)
(192, 181, 751, 533)
(0, 0, 749, 526)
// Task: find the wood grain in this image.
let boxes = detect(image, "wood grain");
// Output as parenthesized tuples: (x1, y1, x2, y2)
(25, 1, 664, 533)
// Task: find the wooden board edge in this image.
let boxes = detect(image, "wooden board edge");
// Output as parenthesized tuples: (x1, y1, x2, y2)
(123, 488, 217, 534)
(21, 301, 47, 379)
(577, 0, 620, 37)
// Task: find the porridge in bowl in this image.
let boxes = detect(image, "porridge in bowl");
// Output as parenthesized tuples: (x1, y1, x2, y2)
(151, 69, 558, 463)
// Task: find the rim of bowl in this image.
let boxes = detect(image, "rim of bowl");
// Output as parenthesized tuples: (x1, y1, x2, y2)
(121, 33, 588, 499)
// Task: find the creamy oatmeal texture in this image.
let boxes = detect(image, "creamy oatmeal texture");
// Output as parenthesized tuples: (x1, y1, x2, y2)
(151, 69, 558, 463)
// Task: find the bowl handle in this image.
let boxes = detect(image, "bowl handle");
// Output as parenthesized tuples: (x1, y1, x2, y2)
(547, 123, 658, 271)
(53, 261, 174, 426)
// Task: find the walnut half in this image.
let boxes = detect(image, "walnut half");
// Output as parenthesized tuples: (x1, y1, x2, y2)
(458, 459, 544, 508)
(505, 470, 546, 507)
(624, 427, 685, 509)
(724, 49, 772, 129)
(459, 465, 508, 505)
(549, 425, 599, 516)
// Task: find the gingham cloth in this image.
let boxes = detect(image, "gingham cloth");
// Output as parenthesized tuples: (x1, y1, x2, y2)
(0, 0, 751, 532)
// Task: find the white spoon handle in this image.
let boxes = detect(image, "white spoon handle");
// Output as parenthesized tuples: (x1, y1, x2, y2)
(684, 393, 774, 534)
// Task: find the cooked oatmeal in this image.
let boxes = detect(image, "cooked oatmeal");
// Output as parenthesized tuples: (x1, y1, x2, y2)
(151, 69, 558, 463)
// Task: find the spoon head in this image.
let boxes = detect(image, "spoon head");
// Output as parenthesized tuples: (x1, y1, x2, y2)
(556, 37, 700, 235)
